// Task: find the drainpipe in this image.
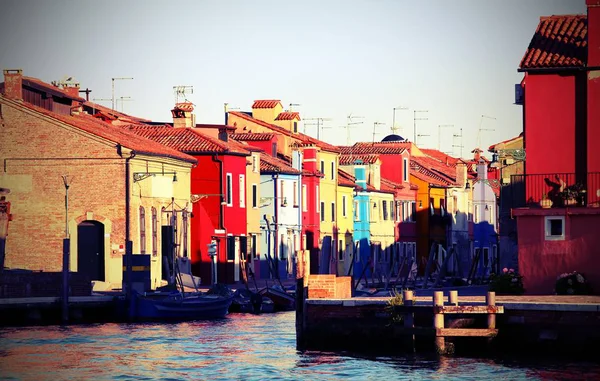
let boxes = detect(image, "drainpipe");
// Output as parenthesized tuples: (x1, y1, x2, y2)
(211, 154, 225, 285)
(273, 174, 279, 280)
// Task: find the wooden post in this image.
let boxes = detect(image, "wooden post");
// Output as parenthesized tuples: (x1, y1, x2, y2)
(486, 291, 496, 329)
(403, 289, 415, 352)
(449, 290, 458, 306)
(434, 291, 445, 354)
(296, 250, 306, 350)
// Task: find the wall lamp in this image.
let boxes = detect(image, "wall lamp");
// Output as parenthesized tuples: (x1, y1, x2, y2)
(133, 171, 178, 183)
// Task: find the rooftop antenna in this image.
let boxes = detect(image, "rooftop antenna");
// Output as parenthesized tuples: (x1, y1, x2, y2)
(173, 86, 194, 104)
(452, 127, 464, 158)
(372, 121, 385, 144)
(392, 106, 408, 134)
(413, 110, 428, 145)
(477, 114, 496, 148)
(92, 98, 112, 104)
(344, 113, 364, 146)
(289, 103, 301, 112)
(79, 88, 92, 101)
(438, 124, 454, 151)
(117, 96, 133, 113)
(112, 77, 133, 110)
(304, 117, 332, 139)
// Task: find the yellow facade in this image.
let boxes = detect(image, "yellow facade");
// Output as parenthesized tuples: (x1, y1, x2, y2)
(272, 115, 300, 134)
(336, 183, 355, 276)
(317, 150, 339, 244)
(251, 103, 283, 125)
(368, 191, 396, 258)
(245, 151, 262, 259)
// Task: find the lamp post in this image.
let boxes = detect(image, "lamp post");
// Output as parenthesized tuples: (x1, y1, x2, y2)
(61, 176, 71, 323)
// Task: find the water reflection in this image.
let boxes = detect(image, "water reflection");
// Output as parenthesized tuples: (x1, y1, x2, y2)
(0, 312, 598, 380)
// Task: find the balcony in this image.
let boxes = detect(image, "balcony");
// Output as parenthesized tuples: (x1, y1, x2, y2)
(510, 172, 600, 208)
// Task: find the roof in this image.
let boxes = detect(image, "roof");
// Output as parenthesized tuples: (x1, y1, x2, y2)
(519, 15, 587, 70)
(340, 142, 407, 155)
(488, 133, 523, 152)
(173, 102, 194, 112)
(339, 154, 380, 165)
(380, 177, 405, 192)
(337, 169, 356, 188)
(410, 156, 456, 187)
(252, 100, 282, 109)
(229, 132, 275, 142)
(3, 97, 196, 164)
(260, 153, 301, 175)
(124, 125, 250, 155)
(421, 149, 459, 167)
(275, 111, 300, 121)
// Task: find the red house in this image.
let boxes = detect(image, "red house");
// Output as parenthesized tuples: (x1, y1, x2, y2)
(513, 0, 600, 294)
(127, 107, 253, 285)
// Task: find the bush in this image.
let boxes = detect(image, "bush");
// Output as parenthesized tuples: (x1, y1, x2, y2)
(385, 289, 404, 325)
(489, 268, 524, 295)
(555, 271, 592, 295)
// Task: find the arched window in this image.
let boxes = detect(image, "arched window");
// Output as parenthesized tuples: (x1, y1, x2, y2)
(139, 206, 146, 254)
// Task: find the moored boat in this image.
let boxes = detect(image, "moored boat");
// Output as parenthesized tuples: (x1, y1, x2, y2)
(258, 286, 295, 311)
(133, 291, 233, 321)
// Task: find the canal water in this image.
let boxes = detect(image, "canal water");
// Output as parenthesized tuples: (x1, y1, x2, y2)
(1, 312, 599, 380)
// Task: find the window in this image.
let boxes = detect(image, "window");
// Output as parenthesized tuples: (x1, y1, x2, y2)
(411, 202, 417, 222)
(545, 216, 565, 240)
(354, 200, 360, 221)
(227, 236, 235, 261)
(355, 241, 360, 263)
(226, 173, 232, 206)
(320, 202, 325, 222)
(316, 185, 320, 213)
(252, 155, 258, 173)
(293, 121, 298, 133)
(182, 210, 188, 257)
(430, 197, 435, 214)
(403, 158, 408, 182)
(382, 200, 388, 220)
(252, 184, 258, 208)
(331, 161, 335, 180)
(474, 205, 479, 223)
(483, 247, 489, 269)
(239, 175, 245, 208)
(279, 180, 284, 206)
(453, 195, 458, 214)
(302, 184, 307, 212)
(320, 160, 325, 176)
(293, 181, 298, 207)
(240, 236, 247, 261)
(342, 195, 347, 217)
(280, 233, 286, 260)
(251, 234, 257, 259)
(331, 202, 335, 222)
(338, 239, 344, 261)
(151, 207, 157, 257)
(390, 201, 395, 221)
(139, 206, 146, 254)
(272, 143, 277, 157)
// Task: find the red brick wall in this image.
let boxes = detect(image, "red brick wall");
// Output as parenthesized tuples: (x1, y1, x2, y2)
(307, 274, 351, 298)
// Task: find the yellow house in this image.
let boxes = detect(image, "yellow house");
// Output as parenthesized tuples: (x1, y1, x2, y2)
(244, 150, 262, 276)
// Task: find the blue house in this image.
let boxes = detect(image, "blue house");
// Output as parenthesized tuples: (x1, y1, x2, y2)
(352, 165, 371, 281)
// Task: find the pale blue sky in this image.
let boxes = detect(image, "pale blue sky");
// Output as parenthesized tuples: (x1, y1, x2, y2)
(0, 0, 587, 157)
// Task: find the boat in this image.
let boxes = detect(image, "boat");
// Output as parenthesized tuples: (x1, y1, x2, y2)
(258, 285, 295, 311)
(133, 291, 233, 321)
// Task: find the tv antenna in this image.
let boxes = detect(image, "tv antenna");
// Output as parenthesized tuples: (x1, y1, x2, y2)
(289, 103, 301, 112)
(117, 96, 133, 113)
(342, 113, 364, 146)
(392, 106, 408, 134)
(438, 124, 454, 151)
(174, 86, 194, 104)
(372, 121, 385, 144)
(477, 114, 496, 148)
(452, 127, 464, 158)
(304, 117, 332, 140)
(413, 110, 428, 145)
(112, 77, 133, 110)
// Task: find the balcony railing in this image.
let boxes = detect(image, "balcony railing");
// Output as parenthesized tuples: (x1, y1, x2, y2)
(510, 172, 600, 208)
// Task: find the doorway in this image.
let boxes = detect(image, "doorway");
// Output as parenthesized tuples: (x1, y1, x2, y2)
(77, 220, 105, 281)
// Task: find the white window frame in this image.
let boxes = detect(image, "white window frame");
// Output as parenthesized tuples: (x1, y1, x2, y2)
(545, 216, 566, 241)
(302, 184, 307, 212)
(226, 173, 233, 207)
(239, 174, 245, 208)
(293, 181, 298, 207)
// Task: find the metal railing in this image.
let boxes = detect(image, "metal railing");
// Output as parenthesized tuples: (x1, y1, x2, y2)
(510, 172, 600, 208)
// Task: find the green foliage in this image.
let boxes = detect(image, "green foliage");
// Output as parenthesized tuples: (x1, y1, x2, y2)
(555, 271, 592, 295)
(489, 268, 524, 295)
(385, 289, 404, 325)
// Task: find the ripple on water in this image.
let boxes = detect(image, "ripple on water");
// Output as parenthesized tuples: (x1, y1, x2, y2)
(1, 312, 599, 380)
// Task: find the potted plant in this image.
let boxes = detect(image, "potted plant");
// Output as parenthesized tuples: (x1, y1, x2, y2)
(555, 271, 592, 295)
(540, 193, 552, 208)
(489, 268, 524, 295)
(559, 183, 586, 206)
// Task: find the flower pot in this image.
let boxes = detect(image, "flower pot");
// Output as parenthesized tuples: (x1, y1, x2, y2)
(564, 198, 577, 206)
(540, 199, 552, 208)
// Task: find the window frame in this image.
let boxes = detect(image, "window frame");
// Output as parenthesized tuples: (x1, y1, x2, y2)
(545, 216, 566, 241)
(239, 174, 245, 208)
(139, 206, 146, 254)
(226, 173, 233, 207)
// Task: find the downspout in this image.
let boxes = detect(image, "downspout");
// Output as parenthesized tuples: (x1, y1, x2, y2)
(211, 154, 225, 285)
(273, 174, 279, 279)
(124, 149, 135, 319)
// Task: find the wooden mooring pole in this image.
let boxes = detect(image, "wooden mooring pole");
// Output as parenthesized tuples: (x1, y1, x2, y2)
(296, 250, 309, 350)
(449, 290, 458, 306)
(403, 289, 415, 352)
(434, 291, 445, 354)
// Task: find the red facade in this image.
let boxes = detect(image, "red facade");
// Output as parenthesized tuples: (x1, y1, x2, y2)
(301, 147, 321, 252)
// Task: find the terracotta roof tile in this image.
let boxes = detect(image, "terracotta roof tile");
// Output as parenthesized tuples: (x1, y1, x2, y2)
(252, 100, 282, 109)
(488, 132, 523, 151)
(229, 132, 275, 141)
(520, 15, 587, 69)
(339, 154, 380, 165)
(173, 102, 194, 112)
(5, 98, 196, 164)
(340, 142, 407, 155)
(410, 156, 456, 186)
(338, 169, 356, 187)
(421, 149, 459, 167)
(260, 153, 301, 174)
(380, 177, 404, 192)
(275, 111, 300, 121)
(125, 125, 250, 155)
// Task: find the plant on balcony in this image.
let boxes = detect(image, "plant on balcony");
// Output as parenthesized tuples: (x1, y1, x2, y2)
(559, 183, 586, 206)
(540, 193, 552, 208)
(555, 271, 592, 295)
(489, 268, 524, 295)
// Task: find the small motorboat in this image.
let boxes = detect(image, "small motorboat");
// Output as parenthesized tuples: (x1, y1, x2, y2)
(133, 291, 234, 321)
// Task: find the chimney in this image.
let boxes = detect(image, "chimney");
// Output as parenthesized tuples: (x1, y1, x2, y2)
(472, 148, 482, 162)
(3, 69, 23, 100)
(588, 0, 600, 67)
(354, 165, 367, 190)
(171, 102, 195, 128)
(218, 127, 228, 142)
(476, 159, 488, 180)
(302, 147, 317, 172)
(63, 83, 81, 98)
(456, 162, 467, 188)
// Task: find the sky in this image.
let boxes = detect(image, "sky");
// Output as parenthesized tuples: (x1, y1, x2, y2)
(0, 0, 588, 158)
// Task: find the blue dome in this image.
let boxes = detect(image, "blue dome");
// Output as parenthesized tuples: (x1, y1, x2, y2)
(382, 134, 404, 142)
